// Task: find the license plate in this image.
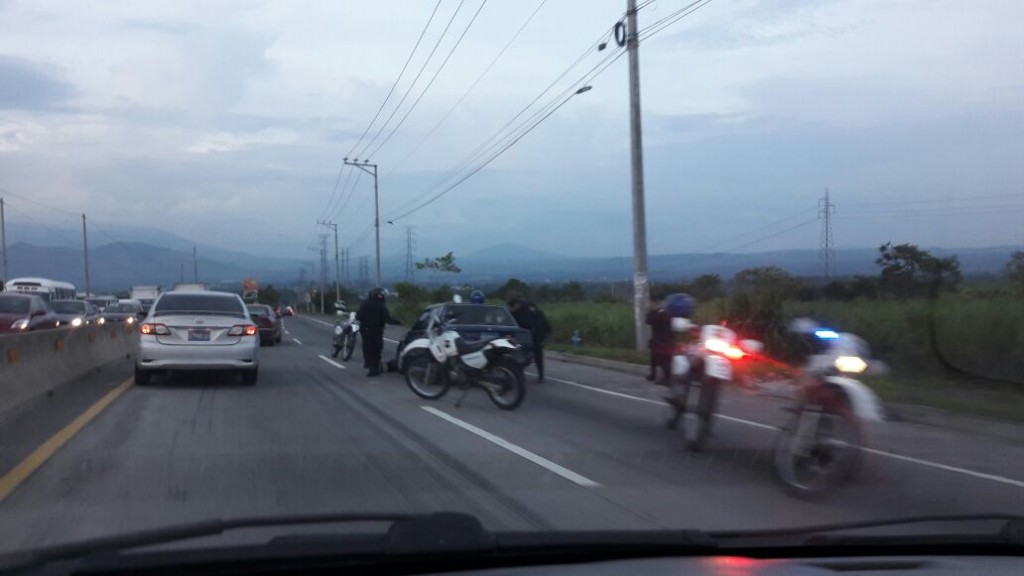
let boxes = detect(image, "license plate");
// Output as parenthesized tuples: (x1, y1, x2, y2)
(705, 356, 732, 380)
(188, 329, 211, 342)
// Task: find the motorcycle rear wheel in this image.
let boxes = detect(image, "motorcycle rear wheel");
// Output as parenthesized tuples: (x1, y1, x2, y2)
(774, 410, 860, 498)
(480, 360, 525, 410)
(405, 355, 450, 400)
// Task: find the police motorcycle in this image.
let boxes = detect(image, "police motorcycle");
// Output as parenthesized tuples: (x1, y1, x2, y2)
(331, 301, 360, 361)
(398, 302, 526, 410)
(661, 294, 764, 451)
(773, 318, 886, 497)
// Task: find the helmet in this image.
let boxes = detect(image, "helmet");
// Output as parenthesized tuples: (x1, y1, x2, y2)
(663, 293, 696, 318)
(470, 290, 485, 304)
(368, 287, 386, 301)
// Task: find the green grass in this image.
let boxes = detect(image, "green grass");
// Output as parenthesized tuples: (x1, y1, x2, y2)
(865, 374, 1024, 423)
(547, 343, 649, 365)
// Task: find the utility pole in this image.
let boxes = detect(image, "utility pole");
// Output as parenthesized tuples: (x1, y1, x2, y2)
(319, 234, 328, 314)
(318, 219, 340, 303)
(626, 0, 649, 353)
(343, 158, 381, 288)
(0, 198, 7, 282)
(404, 226, 415, 281)
(82, 214, 91, 296)
(819, 188, 836, 280)
(180, 263, 184, 282)
(193, 246, 198, 283)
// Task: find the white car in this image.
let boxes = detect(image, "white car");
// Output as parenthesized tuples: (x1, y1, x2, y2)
(135, 291, 260, 385)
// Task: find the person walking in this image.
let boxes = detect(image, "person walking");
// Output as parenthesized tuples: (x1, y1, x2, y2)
(509, 298, 552, 383)
(646, 300, 673, 384)
(356, 287, 400, 377)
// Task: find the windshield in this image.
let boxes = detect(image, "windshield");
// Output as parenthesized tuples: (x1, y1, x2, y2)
(153, 294, 245, 317)
(50, 301, 86, 314)
(2, 0, 1023, 564)
(0, 296, 31, 314)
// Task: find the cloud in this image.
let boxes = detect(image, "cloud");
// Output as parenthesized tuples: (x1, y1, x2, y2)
(185, 128, 299, 154)
(0, 56, 77, 111)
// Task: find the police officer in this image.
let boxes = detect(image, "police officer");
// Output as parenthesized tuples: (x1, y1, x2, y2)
(645, 299, 673, 384)
(508, 298, 552, 383)
(356, 287, 400, 377)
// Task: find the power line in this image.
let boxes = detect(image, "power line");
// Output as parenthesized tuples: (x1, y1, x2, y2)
(637, 0, 717, 43)
(355, 0, 467, 160)
(385, 0, 549, 178)
(364, 0, 488, 161)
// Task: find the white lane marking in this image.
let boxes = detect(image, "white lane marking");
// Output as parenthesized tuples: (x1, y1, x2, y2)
(285, 330, 290, 335)
(527, 372, 1024, 489)
(421, 406, 600, 488)
(385, 338, 399, 344)
(318, 355, 346, 370)
(293, 338, 303, 346)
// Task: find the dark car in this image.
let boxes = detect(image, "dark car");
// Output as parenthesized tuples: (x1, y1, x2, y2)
(50, 299, 102, 327)
(0, 293, 60, 334)
(248, 303, 283, 346)
(395, 302, 533, 369)
(101, 300, 145, 325)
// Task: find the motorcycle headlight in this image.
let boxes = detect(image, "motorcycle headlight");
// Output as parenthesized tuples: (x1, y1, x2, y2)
(334, 326, 343, 336)
(834, 355, 868, 374)
(71, 317, 83, 327)
(11, 319, 29, 330)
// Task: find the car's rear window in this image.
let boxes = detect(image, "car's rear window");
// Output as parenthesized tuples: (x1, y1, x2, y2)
(107, 304, 139, 313)
(51, 301, 86, 313)
(0, 296, 31, 314)
(153, 294, 245, 317)
(446, 305, 515, 326)
(248, 305, 271, 315)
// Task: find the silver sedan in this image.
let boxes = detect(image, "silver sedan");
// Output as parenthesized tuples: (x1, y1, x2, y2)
(135, 291, 260, 385)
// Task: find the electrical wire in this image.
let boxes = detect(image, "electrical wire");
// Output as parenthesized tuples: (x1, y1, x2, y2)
(364, 0, 488, 161)
(638, 0, 716, 43)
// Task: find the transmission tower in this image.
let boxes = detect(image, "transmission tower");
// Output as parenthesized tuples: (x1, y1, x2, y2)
(819, 188, 836, 280)
(359, 256, 369, 284)
(404, 226, 416, 281)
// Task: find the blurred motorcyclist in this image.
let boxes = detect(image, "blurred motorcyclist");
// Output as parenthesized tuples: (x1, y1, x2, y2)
(356, 288, 400, 377)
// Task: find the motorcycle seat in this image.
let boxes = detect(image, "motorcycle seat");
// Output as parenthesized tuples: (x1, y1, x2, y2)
(455, 337, 497, 355)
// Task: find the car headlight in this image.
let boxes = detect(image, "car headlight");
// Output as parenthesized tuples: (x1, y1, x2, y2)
(97, 317, 106, 325)
(71, 317, 83, 327)
(125, 317, 135, 324)
(11, 319, 29, 330)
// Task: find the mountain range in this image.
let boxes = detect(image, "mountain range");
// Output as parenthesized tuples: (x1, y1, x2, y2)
(3, 237, 1019, 293)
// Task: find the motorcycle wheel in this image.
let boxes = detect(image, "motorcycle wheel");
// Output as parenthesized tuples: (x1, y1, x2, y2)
(481, 359, 525, 410)
(341, 332, 357, 361)
(404, 355, 450, 400)
(687, 377, 722, 452)
(774, 410, 860, 498)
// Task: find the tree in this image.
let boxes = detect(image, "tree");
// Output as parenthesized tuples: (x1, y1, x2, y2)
(689, 274, 723, 301)
(415, 251, 461, 274)
(1004, 251, 1024, 292)
(724, 266, 799, 341)
(876, 242, 961, 298)
(495, 278, 533, 302)
(257, 284, 281, 307)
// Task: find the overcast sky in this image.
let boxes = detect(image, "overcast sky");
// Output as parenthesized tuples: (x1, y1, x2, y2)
(1, 0, 1022, 265)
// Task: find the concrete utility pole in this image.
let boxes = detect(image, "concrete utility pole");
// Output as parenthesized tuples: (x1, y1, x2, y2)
(318, 219, 340, 303)
(343, 158, 381, 288)
(626, 0, 650, 353)
(82, 214, 91, 296)
(319, 234, 328, 314)
(1, 198, 7, 282)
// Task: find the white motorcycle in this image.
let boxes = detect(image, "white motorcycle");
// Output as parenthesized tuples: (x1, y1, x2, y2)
(665, 319, 762, 451)
(773, 319, 886, 497)
(332, 311, 359, 361)
(398, 310, 526, 410)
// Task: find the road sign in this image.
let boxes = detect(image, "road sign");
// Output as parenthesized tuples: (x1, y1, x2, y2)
(242, 277, 259, 301)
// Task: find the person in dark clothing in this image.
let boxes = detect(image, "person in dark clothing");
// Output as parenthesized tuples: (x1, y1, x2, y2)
(646, 301, 673, 385)
(508, 298, 552, 383)
(356, 287, 400, 377)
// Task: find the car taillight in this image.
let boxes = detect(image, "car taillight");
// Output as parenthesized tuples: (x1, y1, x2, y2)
(228, 325, 257, 336)
(140, 323, 170, 335)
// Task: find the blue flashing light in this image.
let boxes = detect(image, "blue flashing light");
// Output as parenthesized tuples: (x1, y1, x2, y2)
(815, 329, 840, 339)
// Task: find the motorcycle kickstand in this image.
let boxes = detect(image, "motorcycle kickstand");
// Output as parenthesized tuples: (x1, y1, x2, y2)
(453, 382, 472, 408)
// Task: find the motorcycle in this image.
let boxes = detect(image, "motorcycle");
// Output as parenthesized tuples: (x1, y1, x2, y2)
(664, 319, 762, 451)
(331, 311, 359, 361)
(398, 310, 525, 410)
(773, 320, 886, 497)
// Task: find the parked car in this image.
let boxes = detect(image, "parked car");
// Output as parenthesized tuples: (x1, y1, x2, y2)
(283, 306, 295, 317)
(0, 293, 60, 334)
(85, 295, 118, 311)
(395, 302, 533, 370)
(247, 303, 283, 346)
(135, 291, 259, 385)
(101, 300, 145, 324)
(50, 299, 103, 327)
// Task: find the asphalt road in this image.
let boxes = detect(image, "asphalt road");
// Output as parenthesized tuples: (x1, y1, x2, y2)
(1, 314, 1022, 553)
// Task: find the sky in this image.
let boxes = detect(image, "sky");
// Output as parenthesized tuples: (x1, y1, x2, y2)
(1, 0, 1023, 266)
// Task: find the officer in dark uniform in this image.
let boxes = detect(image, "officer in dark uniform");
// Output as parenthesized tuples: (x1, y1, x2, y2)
(508, 298, 552, 383)
(356, 288, 400, 377)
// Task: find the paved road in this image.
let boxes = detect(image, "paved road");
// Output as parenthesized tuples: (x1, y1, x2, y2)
(1, 314, 1022, 553)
